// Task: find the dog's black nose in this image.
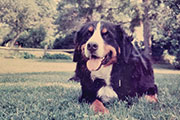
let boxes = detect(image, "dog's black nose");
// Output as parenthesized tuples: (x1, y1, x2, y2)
(87, 42, 98, 52)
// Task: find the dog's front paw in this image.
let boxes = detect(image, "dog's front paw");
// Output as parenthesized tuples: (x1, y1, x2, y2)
(90, 99, 109, 114)
(68, 75, 80, 82)
(145, 94, 158, 103)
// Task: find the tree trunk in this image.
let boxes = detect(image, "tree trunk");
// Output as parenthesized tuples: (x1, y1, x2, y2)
(143, 0, 151, 58)
(9, 32, 22, 48)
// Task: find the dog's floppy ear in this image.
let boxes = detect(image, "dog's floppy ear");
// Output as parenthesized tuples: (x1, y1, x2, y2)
(73, 31, 82, 62)
(116, 25, 133, 63)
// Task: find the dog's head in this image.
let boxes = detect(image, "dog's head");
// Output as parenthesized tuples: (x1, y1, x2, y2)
(73, 21, 133, 71)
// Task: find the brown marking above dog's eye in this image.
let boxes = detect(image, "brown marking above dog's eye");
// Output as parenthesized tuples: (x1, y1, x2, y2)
(102, 28, 108, 34)
(88, 26, 94, 32)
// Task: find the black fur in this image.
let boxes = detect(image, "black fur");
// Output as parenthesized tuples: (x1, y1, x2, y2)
(72, 21, 158, 103)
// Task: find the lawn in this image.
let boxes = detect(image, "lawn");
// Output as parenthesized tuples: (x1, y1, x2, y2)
(0, 60, 180, 119)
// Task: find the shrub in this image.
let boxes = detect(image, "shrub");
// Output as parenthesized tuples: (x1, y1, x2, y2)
(162, 50, 176, 64)
(53, 32, 75, 49)
(173, 53, 180, 69)
(23, 52, 36, 59)
(173, 60, 180, 69)
(151, 41, 165, 61)
(17, 25, 46, 48)
(43, 53, 72, 60)
(161, 50, 180, 69)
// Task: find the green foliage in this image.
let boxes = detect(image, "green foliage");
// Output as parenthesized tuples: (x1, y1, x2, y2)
(150, 0, 180, 62)
(173, 53, 180, 69)
(33, 0, 57, 47)
(0, 0, 39, 29)
(43, 53, 72, 60)
(150, 0, 180, 68)
(0, 0, 179, 65)
(55, 0, 180, 64)
(17, 25, 46, 48)
(173, 60, 180, 69)
(0, 0, 40, 46)
(0, 0, 56, 47)
(55, 0, 144, 49)
(22, 52, 36, 59)
(55, 0, 138, 36)
(34, 0, 57, 18)
(2, 32, 15, 46)
(53, 32, 75, 49)
(0, 23, 10, 45)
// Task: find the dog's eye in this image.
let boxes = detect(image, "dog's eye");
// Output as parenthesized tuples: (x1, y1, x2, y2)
(87, 31, 93, 37)
(102, 28, 107, 34)
(87, 26, 94, 36)
(88, 26, 94, 32)
(102, 29, 109, 38)
(102, 28, 108, 36)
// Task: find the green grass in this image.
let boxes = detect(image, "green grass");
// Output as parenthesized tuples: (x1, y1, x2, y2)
(0, 72, 180, 120)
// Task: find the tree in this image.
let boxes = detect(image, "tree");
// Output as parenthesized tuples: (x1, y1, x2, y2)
(55, 0, 100, 36)
(142, 0, 151, 57)
(55, 0, 139, 40)
(0, 0, 57, 48)
(55, 0, 180, 67)
(34, 0, 58, 48)
(150, 0, 180, 58)
(0, 0, 41, 47)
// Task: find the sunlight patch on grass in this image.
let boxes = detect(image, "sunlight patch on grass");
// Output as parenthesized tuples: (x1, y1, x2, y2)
(0, 58, 75, 74)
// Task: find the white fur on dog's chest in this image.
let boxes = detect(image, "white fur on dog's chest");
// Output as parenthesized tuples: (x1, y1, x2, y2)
(91, 65, 112, 85)
(91, 65, 118, 102)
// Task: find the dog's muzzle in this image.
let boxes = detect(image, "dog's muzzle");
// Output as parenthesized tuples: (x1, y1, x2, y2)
(81, 44, 119, 71)
(87, 42, 98, 54)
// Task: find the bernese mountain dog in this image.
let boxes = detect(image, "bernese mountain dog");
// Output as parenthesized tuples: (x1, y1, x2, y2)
(72, 21, 158, 114)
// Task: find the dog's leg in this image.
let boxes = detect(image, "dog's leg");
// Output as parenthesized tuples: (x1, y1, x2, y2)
(145, 94, 158, 103)
(90, 99, 109, 114)
(69, 74, 80, 82)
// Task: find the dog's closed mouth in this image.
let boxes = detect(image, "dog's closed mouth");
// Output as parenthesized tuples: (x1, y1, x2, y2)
(86, 52, 112, 71)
